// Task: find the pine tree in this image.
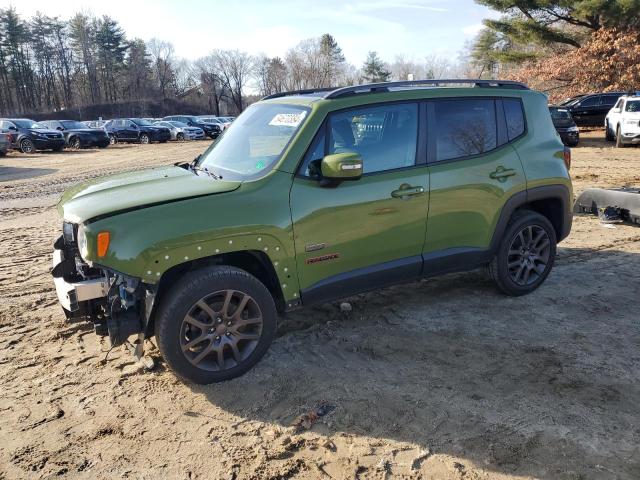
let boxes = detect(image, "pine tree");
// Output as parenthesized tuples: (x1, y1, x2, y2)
(362, 51, 390, 83)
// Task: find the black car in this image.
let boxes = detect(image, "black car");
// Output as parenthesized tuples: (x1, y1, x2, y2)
(0, 118, 65, 153)
(162, 115, 221, 139)
(564, 92, 625, 126)
(105, 118, 171, 144)
(40, 120, 110, 149)
(549, 106, 579, 147)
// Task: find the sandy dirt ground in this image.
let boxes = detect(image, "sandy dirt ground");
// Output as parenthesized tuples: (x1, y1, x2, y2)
(0, 132, 639, 480)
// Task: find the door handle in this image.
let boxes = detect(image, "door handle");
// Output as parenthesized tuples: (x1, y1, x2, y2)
(391, 184, 425, 200)
(489, 166, 516, 182)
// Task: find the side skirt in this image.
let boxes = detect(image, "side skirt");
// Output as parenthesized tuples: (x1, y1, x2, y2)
(300, 248, 491, 307)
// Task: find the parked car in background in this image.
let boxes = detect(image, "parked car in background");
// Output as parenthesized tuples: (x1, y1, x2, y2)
(82, 120, 108, 130)
(105, 118, 171, 144)
(0, 131, 10, 156)
(40, 120, 110, 149)
(0, 118, 65, 153)
(557, 95, 584, 107)
(162, 115, 221, 138)
(198, 116, 231, 131)
(605, 95, 640, 147)
(154, 120, 205, 140)
(549, 106, 579, 146)
(564, 92, 625, 126)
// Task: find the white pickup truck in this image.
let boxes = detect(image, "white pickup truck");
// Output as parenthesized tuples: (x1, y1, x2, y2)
(605, 95, 640, 147)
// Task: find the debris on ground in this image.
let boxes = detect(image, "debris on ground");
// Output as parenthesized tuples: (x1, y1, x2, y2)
(290, 404, 336, 431)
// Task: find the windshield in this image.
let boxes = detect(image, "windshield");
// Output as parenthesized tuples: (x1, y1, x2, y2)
(198, 103, 309, 181)
(169, 121, 188, 128)
(625, 100, 640, 112)
(61, 120, 88, 129)
(14, 119, 45, 129)
(132, 118, 153, 126)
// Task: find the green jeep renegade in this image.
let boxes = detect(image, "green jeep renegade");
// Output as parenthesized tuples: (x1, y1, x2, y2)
(52, 80, 572, 384)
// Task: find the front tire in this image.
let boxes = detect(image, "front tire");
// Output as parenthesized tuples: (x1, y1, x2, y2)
(20, 138, 36, 154)
(488, 210, 557, 296)
(69, 136, 81, 149)
(605, 122, 614, 141)
(109, 135, 117, 145)
(139, 133, 150, 144)
(176, 132, 184, 141)
(616, 126, 626, 148)
(155, 266, 277, 384)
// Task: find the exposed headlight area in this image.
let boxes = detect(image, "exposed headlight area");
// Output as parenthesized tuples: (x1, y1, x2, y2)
(77, 224, 88, 260)
(62, 221, 75, 243)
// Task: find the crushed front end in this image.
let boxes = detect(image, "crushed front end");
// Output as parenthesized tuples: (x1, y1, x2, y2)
(51, 222, 155, 349)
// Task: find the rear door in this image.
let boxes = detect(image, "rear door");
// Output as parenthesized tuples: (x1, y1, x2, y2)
(423, 97, 527, 264)
(290, 101, 430, 301)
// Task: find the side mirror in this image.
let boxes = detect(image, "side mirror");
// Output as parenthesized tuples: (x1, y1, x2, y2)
(8, 125, 17, 131)
(132, 124, 138, 129)
(56, 126, 64, 131)
(320, 152, 363, 182)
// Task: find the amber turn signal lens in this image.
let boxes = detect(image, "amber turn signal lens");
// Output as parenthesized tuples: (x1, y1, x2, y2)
(97, 231, 110, 257)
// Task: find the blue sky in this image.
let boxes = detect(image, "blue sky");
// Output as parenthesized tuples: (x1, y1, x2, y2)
(13, 0, 494, 64)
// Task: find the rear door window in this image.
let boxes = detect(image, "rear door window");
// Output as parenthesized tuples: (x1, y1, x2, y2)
(434, 99, 497, 161)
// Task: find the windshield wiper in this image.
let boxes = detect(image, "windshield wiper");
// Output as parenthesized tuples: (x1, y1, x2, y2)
(188, 157, 222, 180)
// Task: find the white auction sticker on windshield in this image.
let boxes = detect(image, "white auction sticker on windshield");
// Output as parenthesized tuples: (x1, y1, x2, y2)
(269, 111, 307, 127)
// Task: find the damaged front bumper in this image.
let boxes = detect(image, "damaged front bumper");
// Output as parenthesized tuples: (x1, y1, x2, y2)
(52, 249, 109, 312)
(51, 231, 156, 348)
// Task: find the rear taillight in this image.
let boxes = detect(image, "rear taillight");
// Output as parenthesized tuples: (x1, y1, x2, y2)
(563, 147, 571, 170)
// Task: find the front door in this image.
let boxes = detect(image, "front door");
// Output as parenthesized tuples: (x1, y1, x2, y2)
(423, 97, 527, 263)
(290, 102, 429, 303)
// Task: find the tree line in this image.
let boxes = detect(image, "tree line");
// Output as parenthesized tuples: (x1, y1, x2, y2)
(0, 7, 470, 118)
(470, 0, 640, 99)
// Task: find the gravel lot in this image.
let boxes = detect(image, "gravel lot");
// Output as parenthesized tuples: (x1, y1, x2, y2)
(1, 132, 639, 479)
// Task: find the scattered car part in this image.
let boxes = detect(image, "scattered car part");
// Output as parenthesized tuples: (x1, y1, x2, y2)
(574, 187, 640, 225)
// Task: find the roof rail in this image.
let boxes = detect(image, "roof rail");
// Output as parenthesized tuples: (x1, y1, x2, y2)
(262, 87, 336, 100)
(261, 79, 530, 101)
(325, 79, 529, 99)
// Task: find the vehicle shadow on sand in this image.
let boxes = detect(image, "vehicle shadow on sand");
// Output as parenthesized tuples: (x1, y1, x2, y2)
(191, 245, 640, 479)
(0, 166, 57, 182)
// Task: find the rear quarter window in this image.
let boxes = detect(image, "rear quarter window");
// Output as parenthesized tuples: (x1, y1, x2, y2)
(503, 98, 525, 141)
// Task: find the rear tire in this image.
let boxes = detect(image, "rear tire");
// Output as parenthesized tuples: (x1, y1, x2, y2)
(69, 136, 81, 149)
(155, 266, 277, 384)
(176, 133, 184, 141)
(139, 133, 150, 144)
(488, 210, 557, 296)
(109, 135, 117, 145)
(20, 138, 35, 154)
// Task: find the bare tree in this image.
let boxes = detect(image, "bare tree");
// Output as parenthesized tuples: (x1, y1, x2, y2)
(195, 54, 225, 115)
(214, 49, 252, 113)
(147, 38, 175, 97)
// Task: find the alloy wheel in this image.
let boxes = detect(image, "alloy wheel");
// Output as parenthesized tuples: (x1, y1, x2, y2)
(71, 137, 81, 149)
(507, 225, 551, 286)
(140, 134, 150, 144)
(21, 139, 34, 154)
(180, 290, 263, 371)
